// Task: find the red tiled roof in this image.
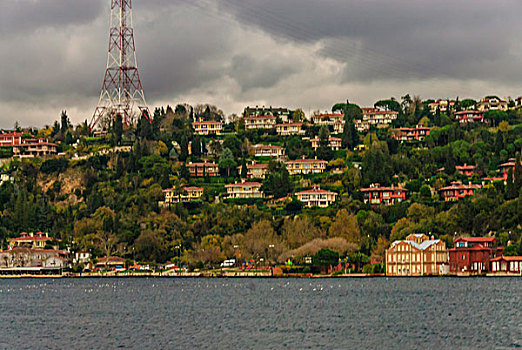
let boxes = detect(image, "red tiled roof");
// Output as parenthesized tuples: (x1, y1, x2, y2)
(277, 122, 304, 126)
(245, 115, 276, 119)
(286, 158, 327, 163)
(490, 256, 522, 262)
(192, 120, 222, 124)
(225, 182, 262, 187)
(97, 256, 126, 263)
(439, 183, 481, 191)
(455, 237, 497, 243)
(295, 188, 337, 195)
(361, 185, 407, 192)
(183, 186, 203, 191)
(187, 162, 217, 167)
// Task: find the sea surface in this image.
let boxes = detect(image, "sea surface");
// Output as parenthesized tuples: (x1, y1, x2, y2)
(0, 277, 520, 349)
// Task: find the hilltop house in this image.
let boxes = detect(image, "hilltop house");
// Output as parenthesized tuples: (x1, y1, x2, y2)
(244, 106, 291, 122)
(361, 108, 398, 128)
(186, 162, 219, 177)
(310, 136, 342, 151)
(192, 120, 223, 135)
(160, 186, 204, 207)
(244, 115, 277, 130)
(477, 97, 508, 112)
(311, 113, 345, 133)
(386, 234, 448, 276)
(456, 110, 484, 124)
(252, 144, 285, 158)
(276, 122, 305, 136)
(428, 99, 456, 114)
(392, 126, 431, 142)
(455, 164, 477, 177)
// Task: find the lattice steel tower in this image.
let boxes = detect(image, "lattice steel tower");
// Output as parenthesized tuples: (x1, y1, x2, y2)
(91, 0, 150, 131)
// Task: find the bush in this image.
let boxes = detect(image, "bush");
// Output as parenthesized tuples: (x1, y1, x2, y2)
(40, 158, 69, 174)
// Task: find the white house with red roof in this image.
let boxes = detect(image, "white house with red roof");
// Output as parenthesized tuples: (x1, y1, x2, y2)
(8, 232, 55, 250)
(225, 181, 263, 199)
(244, 115, 277, 129)
(295, 186, 337, 208)
(285, 156, 327, 175)
(192, 120, 223, 135)
(276, 122, 305, 136)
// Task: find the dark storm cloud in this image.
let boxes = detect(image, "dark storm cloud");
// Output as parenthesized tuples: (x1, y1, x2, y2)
(217, 0, 522, 82)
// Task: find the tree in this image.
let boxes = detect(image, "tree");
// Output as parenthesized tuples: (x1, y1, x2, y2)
(374, 99, 401, 113)
(291, 109, 306, 122)
(328, 209, 360, 245)
(282, 216, 322, 249)
(240, 158, 248, 178)
(262, 162, 293, 198)
(60, 110, 69, 135)
(191, 136, 202, 157)
(113, 114, 123, 145)
(313, 248, 339, 269)
(219, 148, 237, 177)
(317, 125, 333, 160)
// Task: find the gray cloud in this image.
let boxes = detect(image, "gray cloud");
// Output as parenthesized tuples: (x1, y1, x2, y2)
(0, 0, 521, 128)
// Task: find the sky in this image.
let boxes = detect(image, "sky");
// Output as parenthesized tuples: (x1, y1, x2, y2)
(1, 0, 522, 128)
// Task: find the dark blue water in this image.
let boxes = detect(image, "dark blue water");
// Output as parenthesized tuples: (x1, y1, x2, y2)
(0, 278, 520, 349)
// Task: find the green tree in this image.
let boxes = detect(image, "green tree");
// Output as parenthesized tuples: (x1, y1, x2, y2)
(313, 248, 339, 269)
(317, 125, 333, 160)
(113, 114, 123, 146)
(219, 148, 237, 177)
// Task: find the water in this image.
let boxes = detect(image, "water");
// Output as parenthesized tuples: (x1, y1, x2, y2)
(0, 277, 520, 349)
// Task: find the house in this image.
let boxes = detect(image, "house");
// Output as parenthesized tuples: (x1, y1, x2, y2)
(310, 136, 342, 150)
(392, 126, 431, 142)
(225, 181, 263, 199)
(244, 106, 291, 122)
(0, 247, 68, 275)
(0, 131, 23, 147)
(498, 158, 518, 180)
(361, 108, 398, 128)
(449, 237, 502, 274)
(438, 182, 481, 201)
(160, 186, 204, 206)
(295, 185, 337, 208)
(285, 156, 327, 175)
(276, 123, 305, 136)
(252, 144, 285, 158)
(186, 162, 219, 177)
(455, 110, 484, 124)
(354, 119, 370, 132)
(311, 113, 344, 129)
(11, 139, 58, 158)
(8, 232, 55, 250)
(237, 161, 270, 179)
(386, 234, 448, 276)
(428, 99, 456, 114)
(73, 251, 91, 265)
(361, 184, 407, 205)
(456, 164, 477, 177)
(477, 97, 508, 112)
(192, 120, 223, 135)
(244, 115, 277, 130)
(0, 172, 13, 186)
(490, 256, 522, 275)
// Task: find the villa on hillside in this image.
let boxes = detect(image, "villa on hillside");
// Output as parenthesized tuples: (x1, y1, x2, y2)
(386, 233, 448, 276)
(311, 113, 344, 132)
(276, 122, 305, 136)
(160, 186, 204, 207)
(455, 164, 477, 177)
(225, 181, 263, 199)
(252, 144, 285, 158)
(310, 136, 342, 151)
(285, 157, 327, 175)
(192, 120, 223, 135)
(392, 126, 431, 142)
(8, 232, 55, 250)
(438, 182, 481, 201)
(477, 97, 508, 112)
(244, 115, 277, 130)
(244, 106, 291, 122)
(238, 161, 270, 179)
(428, 99, 456, 113)
(361, 108, 398, 128)
(186, 162, 219, 177)
(456, 110, 485, 124)
(361, 184, 407, 205)
(295, 186, 337, 208)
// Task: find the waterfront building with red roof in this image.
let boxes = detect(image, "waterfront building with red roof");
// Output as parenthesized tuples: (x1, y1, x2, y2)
(490, 256, 522, 275)
(449, 237, 502, 274)
(438, 182, 481, 201)
(295, 185, 337, 208)
(361, 184, 407, 205)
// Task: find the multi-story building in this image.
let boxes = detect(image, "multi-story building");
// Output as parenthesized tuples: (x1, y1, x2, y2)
(428, 99, 456, 114)
(276, 122, 305, 136)
(295, 186, 337, 208)
(455, 110, 484, 124)
(354, 119, 370, 132)
(311, 113, 344, 127)
(225, 181, 263, 199)
(160, 186, 204, 207)
(12, 140, 58, 158)
(455, 164, 477, 177)
(252, 144, 285, 158)
(498, 158, 519, 180)
(0, 247, 68, 275)
(244, 115, 277, 130)
(361, 108, 398, 128)
(237, 161, 270, 179)
(285, 156, 327, 175)
(192, 120, 223, 135)
(477, 97, 508, 112)
(449, 237, 502, 274)
(386, 234, 448, 276)
(244, 106, 291, 122)
(0, 131, 23, 147)
(490, 256, 522, 275)
(8, 232, 54, 250)
(361, 184, 407, 205)
(310, 136, 342, 150)
(186, 162, 219, 177)
(392, 126, 431, 142)
(438, 182, 481, 201)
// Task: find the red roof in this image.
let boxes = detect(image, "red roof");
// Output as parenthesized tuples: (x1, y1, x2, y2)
(361, 185, 407, 192)
(455, 237, 497, 243)
(314, 113, 344, 118)
(187, 162, 217, 167)
(277, 122, 303, 126)
(192, 120, 221, 124)
(97, 256, 126, 263)
(245, 115, 276, 119)
(225, 182, 262, 187)
(286, 158, 327, 164)
(183, 186, 203, 191)
(296, 188, 337, 195)
(490, 256, 522, 262)
(439, 183, 481, 191)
